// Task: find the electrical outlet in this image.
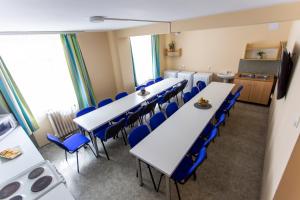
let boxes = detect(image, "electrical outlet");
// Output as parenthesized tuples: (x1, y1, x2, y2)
(294, 116, 300, 128)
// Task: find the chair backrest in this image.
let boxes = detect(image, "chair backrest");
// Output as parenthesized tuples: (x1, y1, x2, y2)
(166, 102, 179, 118)
(128, 125, 150, 148)
(135, 85, 145, 91)
(142, 99, 157, 116)
(183, 92, 192, 103)
(146, 80, 155, 86)
(233, 91, 241, 100)
(47, 133, 67, 151)
(105, 118, 125, 140)
(155, 77, 163, 83)
(235, 85, 243, 94)
(225, 99, 236, 112)
(127, 107, 143, 126)
(179, 80, 188, 92)
(149, 112, 166, 130)
(76, 106, 96, 117)
(115, 92, 128, 100)
(204, 127, 218, 147)
(191, 86, 200, 97)
(197, 81, 206, 91)
(98, 98, 113, 108)
(188, 147, 207, 177)
(215, 113, 225, 129)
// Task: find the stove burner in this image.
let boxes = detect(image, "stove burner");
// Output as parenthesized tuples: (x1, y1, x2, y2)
(31, 176, 52, 193)
(28, 167, 44, 179)
(9, 195, 23, 200)
(0, 182, 21, 199)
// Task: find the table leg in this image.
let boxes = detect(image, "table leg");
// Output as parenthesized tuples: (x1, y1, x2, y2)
(136, 158, 143, 186)
(91, 132, 100, 157)
(165, 176, 171, 200)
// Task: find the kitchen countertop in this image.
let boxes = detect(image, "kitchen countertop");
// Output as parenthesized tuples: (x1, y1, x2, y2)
(0, 126, 75, 200)
(234, 73, 275, 82)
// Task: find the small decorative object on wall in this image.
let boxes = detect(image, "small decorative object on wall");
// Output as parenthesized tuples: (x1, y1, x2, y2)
(257, 50, 265, 59)
(168, 41, 176, 52)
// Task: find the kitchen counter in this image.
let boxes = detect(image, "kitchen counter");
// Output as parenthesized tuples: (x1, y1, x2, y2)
(234, 73, 275, 82)
(0, 126, 75, 200)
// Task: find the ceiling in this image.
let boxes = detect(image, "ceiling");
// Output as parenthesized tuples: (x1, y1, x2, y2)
(0, 0, 298, 32)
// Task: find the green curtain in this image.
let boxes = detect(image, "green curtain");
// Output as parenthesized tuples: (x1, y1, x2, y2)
(151, 35, 161, 79)
(0, 56, 39, 135)
(60, 34, 96, 109)
(129, 41, 138, 87)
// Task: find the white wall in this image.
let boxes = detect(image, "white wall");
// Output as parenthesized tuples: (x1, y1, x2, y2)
(261, 20, 300, 200)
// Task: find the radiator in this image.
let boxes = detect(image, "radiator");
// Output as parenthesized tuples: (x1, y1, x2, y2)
(47, 106, 78, 138)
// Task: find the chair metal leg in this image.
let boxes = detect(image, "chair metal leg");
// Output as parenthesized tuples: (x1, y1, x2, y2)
(147, 165, 157, 191)
(87, 144, 97, 158)
(174, 181, 181, 200)
(76, 151, 79, 173)
(100, 139, 110, 160)
(65, 151, 68, 162)
(121, 130, 127, 145)
(136, 158, 143, 186)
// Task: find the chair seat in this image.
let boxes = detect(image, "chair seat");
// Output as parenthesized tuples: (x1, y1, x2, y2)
(63, 133, 90, 152)
(94, 123, 110, 141)
(171, 156, 194, 182)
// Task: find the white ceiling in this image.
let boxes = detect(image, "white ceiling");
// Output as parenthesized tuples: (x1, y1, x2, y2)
(0, 0, 298, 32)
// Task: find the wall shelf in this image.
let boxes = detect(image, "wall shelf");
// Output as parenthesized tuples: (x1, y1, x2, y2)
(243, 42, 286, 60)
(164, 48, 182, 57)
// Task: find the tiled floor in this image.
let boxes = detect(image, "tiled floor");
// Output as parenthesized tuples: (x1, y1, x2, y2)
(40, 102, 268, 200)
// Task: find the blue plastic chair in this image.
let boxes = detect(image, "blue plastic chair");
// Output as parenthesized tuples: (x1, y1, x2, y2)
(76, 106, 95, 117)
(146, 80, 155, 86)
(191, 86, 200, 98)
(149, 112, 166, 130)
(98, 98, 113, 108)
(183, 92, 192, 103)
(154, 77, 163, 83)
(94, 118, 127, 160)
(115, 92, 128, 100)
(227, 85, 244, 101)
(127, 125, 157, 190)
(47, 133, 95, 173)
(157, 90, 172, 110)
(135, 85, 145, 91)
(196, 81, 206, 91)
(157, 147, 207, 199)
(166, 102, 179, 118)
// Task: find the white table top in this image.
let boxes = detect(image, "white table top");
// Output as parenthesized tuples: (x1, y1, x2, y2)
(130, 82, 234, 176)
(73, 78, 183, 132)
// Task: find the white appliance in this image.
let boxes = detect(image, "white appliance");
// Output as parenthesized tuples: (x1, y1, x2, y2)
(177, 71, 196, 93)
(193, 72, 213, 87)
(0, 114, 18, 142)
(164, 70, 180, 78)
(0, 160, 65, 200)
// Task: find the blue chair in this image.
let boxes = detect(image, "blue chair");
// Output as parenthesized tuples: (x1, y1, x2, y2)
(98, 98, 113, 108)
(191, 86, 200, 98)
(94, 118, 127, 160)
(128, 125, 157, 190)
(196, 81, 206, 91)
(189, 127, 218, 157)
(126, 106, 143, 128)
(166, 102, 179, 118)
(154, 77, 163, 83)
(76, 106, 95, 117)
(47, 133, 95, 173)
(183, 92, 192, 103)
(115, 92, 128, 100)
(135, 85, 145, 91)
(140, 99, 157, 122)
(157, 90, 172, 110)
(157, 147, 207, 199)
(149, 112, 166, 130)
(227, 85, 243, 101)
(146, 80, 155, 86)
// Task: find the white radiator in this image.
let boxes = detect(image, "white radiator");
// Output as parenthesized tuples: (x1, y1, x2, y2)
(47, 106, 78, 138)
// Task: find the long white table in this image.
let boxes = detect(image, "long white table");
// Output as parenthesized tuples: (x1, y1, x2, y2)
(130, 82, 234, 200)
(73, 78, 183, 156)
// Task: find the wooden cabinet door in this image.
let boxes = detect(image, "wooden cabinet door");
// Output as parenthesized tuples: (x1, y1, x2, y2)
(249, 81, 273, 105)
(234, 79, 252, 101)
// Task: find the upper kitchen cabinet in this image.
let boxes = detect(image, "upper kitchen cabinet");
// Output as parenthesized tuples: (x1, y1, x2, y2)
(243, 42, 286, 61)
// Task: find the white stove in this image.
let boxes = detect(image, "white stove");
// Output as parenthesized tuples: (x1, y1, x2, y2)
(0, 160, 65, 200)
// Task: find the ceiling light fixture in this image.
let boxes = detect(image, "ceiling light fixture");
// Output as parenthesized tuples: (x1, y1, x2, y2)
(89, 16, 169, 24)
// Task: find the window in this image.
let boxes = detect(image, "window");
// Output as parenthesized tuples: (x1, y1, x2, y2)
(0, 34, 78, 120)
(130, 35, 153, 85)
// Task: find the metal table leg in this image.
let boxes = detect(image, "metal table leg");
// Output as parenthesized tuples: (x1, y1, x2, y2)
(136, 158, 143, 186)
(165, 176, 171, 200)
(91, 131, 100, 157)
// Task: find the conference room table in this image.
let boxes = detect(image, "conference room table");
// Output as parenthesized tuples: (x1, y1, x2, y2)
(73, 77, 183, 156)
(130, 82, 234, 200)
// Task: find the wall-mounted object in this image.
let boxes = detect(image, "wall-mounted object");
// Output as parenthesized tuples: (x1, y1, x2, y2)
(164, 48, 182, 57)
(243, 42, 286, 61)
